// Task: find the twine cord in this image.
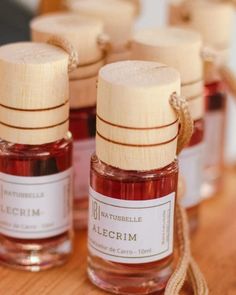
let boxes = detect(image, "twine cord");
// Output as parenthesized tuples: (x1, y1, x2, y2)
(170, 93, 193, 154)
(164, 202, 190, 295)
(166, 94, 209, 295)
(48, 35, 79, 72)
(188, 258, 209, 295)
(201, 46, 236, 98)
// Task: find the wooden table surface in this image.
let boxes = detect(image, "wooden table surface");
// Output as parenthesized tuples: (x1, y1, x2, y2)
(0, 168, 236, 295)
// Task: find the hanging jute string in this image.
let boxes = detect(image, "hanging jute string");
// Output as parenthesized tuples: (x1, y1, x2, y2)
(201, 46, 236, 98)
(164, 198, 190, 294)
(170, 94, 194, 155)
(165, 94, 209, 295)
(48, 35, 79, 72)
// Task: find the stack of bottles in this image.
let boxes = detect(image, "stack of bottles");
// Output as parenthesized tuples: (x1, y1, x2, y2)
(0, 0, 235, 294)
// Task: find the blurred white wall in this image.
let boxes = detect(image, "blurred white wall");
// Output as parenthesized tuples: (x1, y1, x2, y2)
(136, 0, 236, 163)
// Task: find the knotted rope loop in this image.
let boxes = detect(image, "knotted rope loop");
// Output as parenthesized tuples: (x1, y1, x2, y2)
(48, 35, 79, 72)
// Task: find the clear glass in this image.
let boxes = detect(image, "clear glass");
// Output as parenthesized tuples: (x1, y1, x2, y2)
(181, 119, 204, 233)
(201, 81, 226, 199)
(69, 106, 96, 229)
(0, 132, 73, 271)
(88, 155, 178, 295)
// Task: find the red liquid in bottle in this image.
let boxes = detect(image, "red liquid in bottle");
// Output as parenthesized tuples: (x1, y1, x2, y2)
(88, 155, 178, 294)
(69, 106, 96, 228)
(179, 119, 204, 233)
(0, 133, 73, 271)
(202, 81, 226, 199)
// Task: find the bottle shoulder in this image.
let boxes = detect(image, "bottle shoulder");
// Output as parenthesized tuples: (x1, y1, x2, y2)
(91, 154, 178, 181)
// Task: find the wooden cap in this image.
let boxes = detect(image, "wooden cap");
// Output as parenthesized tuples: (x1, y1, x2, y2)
(169, 1, 234, 84)
(66, 0, 135, 48)
(169, 0, 235, 50)
(96, 61, 181, 171)
(69, 57, 105, 108)
(131, 27, 204, 120)
(31, 13, 106, 109)
(0, 42, 70, 144)
(31, 13, 104, 65)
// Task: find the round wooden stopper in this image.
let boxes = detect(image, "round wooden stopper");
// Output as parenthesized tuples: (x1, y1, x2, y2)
(0, 42, 70, 144)
(66, 0, 135, 48)
(96, 61, 181, 171)
(169, 0, 234, 83)
(0, 42, 69, 109)
(131, 27, 204, 120)
(169, 0, 235, 49)
(31, 13, 105, 109)
(31, 13, 104, 65)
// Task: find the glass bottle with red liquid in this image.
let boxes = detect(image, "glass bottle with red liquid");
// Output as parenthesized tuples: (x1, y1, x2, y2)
(66, 0, 136, 63)
(0, 42, 73, 271)
(31, 13, 106, 229)
(202, 74, 227, 198)
(131, 27, 205, 233)
(168, 0, 235, 199)
(88, 61, 182, 294)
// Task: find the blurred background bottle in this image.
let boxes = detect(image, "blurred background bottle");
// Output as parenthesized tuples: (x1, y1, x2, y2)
(168, 0, 235, 198)
(131, 27, 204, 232)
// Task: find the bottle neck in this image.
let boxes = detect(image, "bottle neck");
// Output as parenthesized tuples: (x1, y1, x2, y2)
(93, 153, 178, 175)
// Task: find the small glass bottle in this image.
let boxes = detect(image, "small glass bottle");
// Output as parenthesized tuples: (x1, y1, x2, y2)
(88, 61, 181, 294)
(131, 27, 204, 232)
(168, 0, 235, 199)
(66, 0, 136, 63)
(0, 42, 73, 271)
(31, 13, 106, 229)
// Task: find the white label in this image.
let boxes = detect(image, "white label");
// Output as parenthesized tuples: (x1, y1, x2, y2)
(73, 138, 95, 199)
(179, 143, 204, 208)
(204, 111, 224, 167)
(88, 187, 175, 264)
(0, 168, 72, 239)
